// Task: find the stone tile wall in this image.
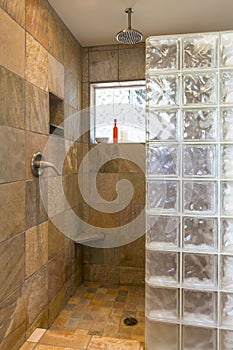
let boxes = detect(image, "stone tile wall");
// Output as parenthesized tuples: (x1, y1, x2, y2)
(0, 1, 83, 349)
(81, 44, 146, 285)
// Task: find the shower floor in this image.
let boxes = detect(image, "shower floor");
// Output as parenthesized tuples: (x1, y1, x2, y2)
(20, 282, 145, 350)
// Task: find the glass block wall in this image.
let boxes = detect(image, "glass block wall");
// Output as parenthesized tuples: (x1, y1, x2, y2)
(145, 32, 233, 350)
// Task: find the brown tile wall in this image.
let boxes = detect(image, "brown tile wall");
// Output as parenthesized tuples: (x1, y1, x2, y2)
(0, 1, 83, 349)
(81, 43, 146, 285)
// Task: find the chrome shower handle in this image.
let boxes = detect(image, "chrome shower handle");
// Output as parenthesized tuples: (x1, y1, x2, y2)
(31, 152, 61, 177)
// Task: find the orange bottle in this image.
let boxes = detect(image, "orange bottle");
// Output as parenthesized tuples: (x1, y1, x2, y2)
(113, 118, 118, 143)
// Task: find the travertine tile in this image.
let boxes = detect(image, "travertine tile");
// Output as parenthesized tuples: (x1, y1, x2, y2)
(88, 335, 140, 350)
(82, 48, 89, 83)
(19, 342, 37, 350)
(24, 266, 48, 325)
(25, 82, 49, 135)
(0, 0, 25, 26)
(25, 221, 48, 277)
(48, 54, 65, 99)
(88, 265, 120, 284)
(82, 83, 90, 110)
(48, 286, 66, 326)
(35, 345, 75, 350)
(25, 307, 49, 339)
(39, 329, 91, 348)
(25, 131, 48, 180)
(0, 287, 26, 343)
(47, 4, 64, 64)
(119, 236, 145, 268)
(119, 267, 145, 286)
(65, 69, 78, 108)
(0, 233, 25, 301)
(119, 48, 145, 81)
(26, 0, 48, 49)
(64, 29, 81, 75)
(89, 50, 118, 82)
(0, 7, 25, 77)
(48, 250, 66, 302)
(48, 219, 66, 259)
(25, 179, 48, 229)
(118, 173, 145, 204)
(1, 323, 26, 350)
(27, 328, 46, 342)
(26, 33, 48, 91)
(0, 181, 25, 242)
(0, 66, 24, 129)
(0, 126, 25, 183)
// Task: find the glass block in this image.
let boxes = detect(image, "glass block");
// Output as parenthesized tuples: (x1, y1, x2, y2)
(221, 256, 233, 290)
(146, 319, 179, 350)
(183, 217, 217, 250)
(183, 290, 216, 324)
(221, 329, 233, 350)
(183, 73, 217, 105)
(220, 108, 233, 141)
(184, 181, 217, 214)
(221, 33, 233, 67)
(221, 182, 233, 215)
(183, 108, 217, 141)
(183, 35, 217, 69)
(221, 146, 233, 178)
(146, 38, 179, 70)
(146, 251, 179, 285)
(221, 293, 233, 326)
(147, 216, 179, 248)
(183, 145, 216, 177)
(147, 144, 179, 176)
(221, 219, 233, 253)
(183, 253, 216, 287)
(146, 75, 179, 106)
(220, 71, 233, 103)
(147, 180, 179, 212)
(183, 325, 216, 350)
(147, 109, 178, 141)
(146, 285, 178, 320)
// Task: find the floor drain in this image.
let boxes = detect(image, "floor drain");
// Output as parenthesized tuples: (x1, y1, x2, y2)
(124, 317, 138, 326)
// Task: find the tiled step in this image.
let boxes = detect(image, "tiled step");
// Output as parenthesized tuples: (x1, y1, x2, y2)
(20, 328, 143, 350)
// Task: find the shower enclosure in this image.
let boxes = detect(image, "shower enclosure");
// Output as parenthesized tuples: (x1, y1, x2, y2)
(145, 31, 233, 349)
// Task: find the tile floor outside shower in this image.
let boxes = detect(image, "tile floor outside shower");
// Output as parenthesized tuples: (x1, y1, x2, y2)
(20, 282, 145, 350)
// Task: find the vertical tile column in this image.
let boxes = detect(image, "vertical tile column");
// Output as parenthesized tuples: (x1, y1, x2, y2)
(145, 32, 233, 350)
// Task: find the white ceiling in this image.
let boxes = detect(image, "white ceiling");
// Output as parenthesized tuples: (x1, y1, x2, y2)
(48, 0, 233, 47)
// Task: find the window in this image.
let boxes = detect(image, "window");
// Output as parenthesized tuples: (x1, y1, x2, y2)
(90, 81, 146, 143)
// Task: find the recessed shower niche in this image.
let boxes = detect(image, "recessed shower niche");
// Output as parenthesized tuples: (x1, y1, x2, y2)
(146, 31, 233, 350)
(49, 92, 64, 137)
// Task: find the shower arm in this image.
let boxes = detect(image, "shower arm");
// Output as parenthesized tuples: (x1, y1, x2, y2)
(31, 152, 61, 177)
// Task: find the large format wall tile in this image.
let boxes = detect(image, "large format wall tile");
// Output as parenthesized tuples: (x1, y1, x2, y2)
(0, 233, 25, 301)
(0, 8, 25, 77)
(25, 131, 48, 180)
(25, 33, 48, 91)
(24, 265, 48, 325)
(0, 126, 25, 183)
(26, 0, 49, 49)
(64, 29, 81, 75)
(0, 0, 25, 26)
(119, 47, 145, 81)
(65, 69, 78, 108)
(25, 179, 48, 230)
(25, 221, 48, 277)
(48, 250, 66, 302)
(0, 287, 26, 344)
(89, 50, 118, 82)
(0, 66, 24, 129)
(47, 3, 64, 64)
(48, 54, 64, 99)
(25, 82, 49, 134)
(0, 182, 25, 243)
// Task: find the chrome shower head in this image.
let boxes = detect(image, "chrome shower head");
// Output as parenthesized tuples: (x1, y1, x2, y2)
(116, 8, 143, 45)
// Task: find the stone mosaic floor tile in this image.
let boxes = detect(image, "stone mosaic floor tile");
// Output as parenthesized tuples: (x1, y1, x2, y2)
(21, 283, 144, 350)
